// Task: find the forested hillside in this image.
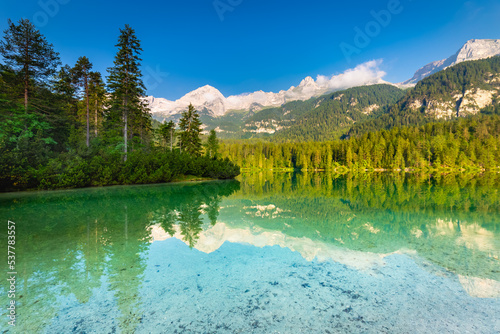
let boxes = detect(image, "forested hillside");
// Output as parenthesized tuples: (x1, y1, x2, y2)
(349, 56, 500, 137)
(225, 57, 500, 142)
(272, 85, 404, 142)
(221, 114, 500, 171)
(240, 84, 403, 141)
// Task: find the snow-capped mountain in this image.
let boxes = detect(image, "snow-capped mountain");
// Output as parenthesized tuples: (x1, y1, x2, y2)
(145, 40, 500, 121)
(403, 39, 500, 85)
(143, 85, 227, 118)
(145, 60, 389, 121)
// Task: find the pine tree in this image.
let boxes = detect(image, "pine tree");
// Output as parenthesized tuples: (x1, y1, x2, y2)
(205, 129, 220, 158)
(178, 104, 202, 156)
(54, 64, 77, 114)
(159, 120, 175, 150)
(325, 144, 333, 170)
(106, 24, 148, 161)
(72, 56, 93, 147)
(88, 71, 106, 137)
(0, 18, 60, 112)
(346, 144, 353, 169)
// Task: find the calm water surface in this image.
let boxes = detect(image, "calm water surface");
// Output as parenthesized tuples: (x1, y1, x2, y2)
(0, 172, 499, 333)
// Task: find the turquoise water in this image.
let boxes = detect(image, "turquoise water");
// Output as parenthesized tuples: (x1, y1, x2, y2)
(0, 172, 499, 333)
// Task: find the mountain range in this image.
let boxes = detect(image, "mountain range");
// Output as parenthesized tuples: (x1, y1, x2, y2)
(145, 60, 390, 121)
(145, 39, 500, 133)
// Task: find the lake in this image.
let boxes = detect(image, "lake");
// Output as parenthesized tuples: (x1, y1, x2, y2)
(1, 172, 499, 333)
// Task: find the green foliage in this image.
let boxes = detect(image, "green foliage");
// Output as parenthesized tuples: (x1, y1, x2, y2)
(349, 56, 500, 136)
(88, 71, 106, 136)
(0, 99, 58, 187)
(178, 104, 202, 155)
(2, 149, 239, 191)
(273, 84, 405, 142)
(232, 84, 403, 141)
(0, 18, 61, 110)
(0, 20, 240, 192)
(71, 56, 93, 147)
(106, 24, 151, 159)
(201, 109, 253, 139)
(205, 129, 220, 158)
(158, 120, 175, 150)
(220, 114, 500, 171)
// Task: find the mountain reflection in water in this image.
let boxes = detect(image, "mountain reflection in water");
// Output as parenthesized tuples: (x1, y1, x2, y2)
(0, 172, 499, 333)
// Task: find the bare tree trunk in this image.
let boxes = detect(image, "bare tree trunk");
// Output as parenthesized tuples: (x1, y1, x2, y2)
(24, 82, 28, 113)
(85, 75, 90, 147)
(124, 54, 129, 161)
(140, 117, 143, 144)
(24, 36, 29, 113)
(95, 99, 98, 136)
(124, 96, 128, 162)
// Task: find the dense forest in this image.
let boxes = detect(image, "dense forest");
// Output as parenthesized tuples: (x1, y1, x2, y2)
(272, 85, 405, 142)
(348, 56, 500, 136)
(236, 84, 403, 141)
(0, 19, 239, 192)
(220, 114, 500, 171)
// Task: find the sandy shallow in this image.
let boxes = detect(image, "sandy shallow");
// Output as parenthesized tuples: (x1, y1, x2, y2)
(44, 239, 500, 334)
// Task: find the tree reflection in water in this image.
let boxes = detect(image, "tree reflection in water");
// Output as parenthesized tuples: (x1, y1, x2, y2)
(0, 173, 499, 332)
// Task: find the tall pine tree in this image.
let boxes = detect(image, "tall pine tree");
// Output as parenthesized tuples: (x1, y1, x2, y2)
(54, 64, 77, 114)
(106, 24, 149, 160)
(88, 71, 106, 137)
(159, 120, 175, 151)
(205, 129, 220, 158)
(72, 56, 93, 147)
(178, 104, 202, 156)
(0, 19, 60, 112)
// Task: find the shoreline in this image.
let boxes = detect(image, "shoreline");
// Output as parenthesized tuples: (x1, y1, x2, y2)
(3, 168, 499, 194)
(239, 167, 499, 173)
(0, 175, 229, 195)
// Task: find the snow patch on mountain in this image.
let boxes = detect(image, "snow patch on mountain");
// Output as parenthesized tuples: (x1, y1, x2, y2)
(403, 39, 500, 85)
(145, 60, 389, 120)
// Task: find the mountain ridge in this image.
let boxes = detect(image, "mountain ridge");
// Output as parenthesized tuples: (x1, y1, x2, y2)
(144, 60, 390, 121)
(349, 55, 500, 137)
(145, 39, 500, 137)
(403, 39, 500, 85)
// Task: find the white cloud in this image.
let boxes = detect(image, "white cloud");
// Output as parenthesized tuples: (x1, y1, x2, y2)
(316, 59, 387, 91)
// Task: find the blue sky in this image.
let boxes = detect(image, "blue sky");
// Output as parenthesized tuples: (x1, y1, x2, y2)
(1, 0, 500, 99)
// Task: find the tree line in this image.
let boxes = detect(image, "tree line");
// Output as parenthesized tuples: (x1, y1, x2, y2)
(220, 114, 500, 171)
(0, 19, 239, 191)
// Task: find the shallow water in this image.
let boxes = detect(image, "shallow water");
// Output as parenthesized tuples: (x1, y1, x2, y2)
(0, 172, 499, 333)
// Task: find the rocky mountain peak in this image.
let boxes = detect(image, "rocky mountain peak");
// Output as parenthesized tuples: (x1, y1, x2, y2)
(455, 39, 500, 63)
(299, 76, 316, 87)
(404, 39, 500, 85)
